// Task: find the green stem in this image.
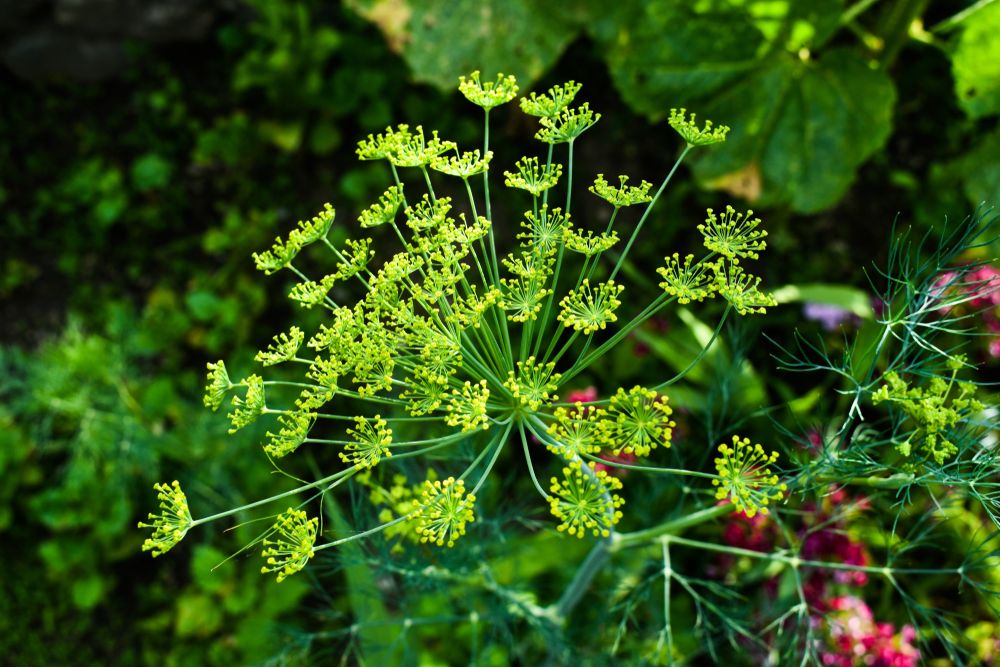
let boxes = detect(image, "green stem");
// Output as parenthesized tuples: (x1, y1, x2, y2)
(609, 147, 691, 282)
(191, 465, 359, 527)
(553, 540, 610, 620)
(610, 503, 733, 552)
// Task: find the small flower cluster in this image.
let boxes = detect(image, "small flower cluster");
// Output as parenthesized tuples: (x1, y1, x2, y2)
(713, 436, 787, 518)
(657, 206, 776, 314)
(872, 355, 984, 464)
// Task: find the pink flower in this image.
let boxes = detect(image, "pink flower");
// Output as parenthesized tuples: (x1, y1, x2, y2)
(817, 596, 920, 667)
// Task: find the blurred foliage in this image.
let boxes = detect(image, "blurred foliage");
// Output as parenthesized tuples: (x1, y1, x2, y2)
(0, 0, 998, 664)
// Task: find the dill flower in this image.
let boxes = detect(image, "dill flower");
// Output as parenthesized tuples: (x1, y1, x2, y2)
(698, 205, 767, 261)
(431, 150, 493, 178)
(558, 279, 624, 335)
(600, 386, 675, 457)
(505, 356, 561, 411)
(563, 227, 619, 257)
(138, 481, 193, 557)
(356, 124, 412, 161)
(228, 374, 265, 433)
(547, 406, 603, 460)
(261, 508, 319, 582)
(340, 415, 393, 469)
(548, 463, 625, 538)
(150, 71, 775, 582)
(714, 261, 777, 315)
(519, 81, 581, 118)
(203, 360, 233, 412)
(589, 174, 653, 208)
(712, 436, 786, 518)
(458, 71, 519, 110)
(255, 326, 304, 366)
(872, 367, 982, 464)
(668, 108, 730, 147)
(358, 185, 405, 228)
(445, 380, 491, 432)
(504, 156, 563, 197)
(414, 477, 476, 547)
(265, 410, 314, 459)
(657, 253, 717, 304)
(288, 274, 337, 308)
(388, 125, 456, 168)
(536, 103, 601, 144)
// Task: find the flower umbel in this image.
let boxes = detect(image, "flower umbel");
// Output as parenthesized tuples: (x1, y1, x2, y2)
(414, 477, 476, 547)
(600, 386, 675, 457)
(548, 463, 625, 538)
(589, 174, 653, 208)
(203, 360, 233, 412)
(558, 279, 624, 335)
(668, 108, 730, 147)
(261, 508, 318, 583)
(458, 71, 519, 110)
(138, 481, 193, 557)
(228, 374, 265, 433)
(341, 415, 394, 469)
(699, 205, 767, 261)
(712, 436, 786, 517)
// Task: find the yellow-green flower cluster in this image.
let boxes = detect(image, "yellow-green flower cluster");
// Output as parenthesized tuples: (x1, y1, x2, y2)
(549, 462, 625, 538)
(712, 436, 786, 518)
(255, 326, 304, 366)
(341, 415, 394, 469)
(656, 204, 775, 315)
(138, 481, 192, 557)
(668, 108, 730, 147)
(600, 386, 675, 457)
(228, 374, 265, 433)
(504, 156, 563, 197)
(872, 363, 983, 464)
(505, 356, 561, 411)
(203, 360, 232, 411)
(589, 174, 653, 208)
(261, 508, 318, 582)
(558, 279, 624, 335)
(252, 204, 336, 274)
(459, 71, 519, 110)
(414, 477, 477, 547)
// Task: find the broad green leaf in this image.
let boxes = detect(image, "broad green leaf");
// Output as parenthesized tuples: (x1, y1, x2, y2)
(692, 49, 895, 212)
(771, 283, 873, 319)
(948, 126, 1000, 207)
(951, 0, 1000, 118)
(591, 2, 765, 118)
(351, 0, 581, 90)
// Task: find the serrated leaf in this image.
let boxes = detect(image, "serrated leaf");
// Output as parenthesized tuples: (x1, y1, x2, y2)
(592, 2, 765, 117)
(951, 0, 1000, 118)
(947, 126, 1000, 207)
(692, 49, 895, 212)
(353, 0, 582, 90)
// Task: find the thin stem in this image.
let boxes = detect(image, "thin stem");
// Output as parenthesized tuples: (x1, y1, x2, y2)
(191, 465, 359, 527)
(519, 423, 550, 500)
(609, 146, 691, 282)
(580, 453, 717, 479)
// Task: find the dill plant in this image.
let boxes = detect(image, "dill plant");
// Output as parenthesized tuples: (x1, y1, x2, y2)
(138, 71, 1000, 662)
